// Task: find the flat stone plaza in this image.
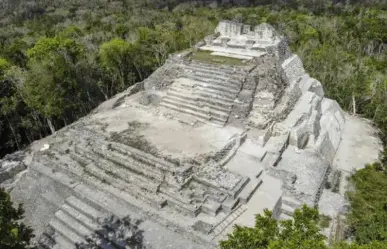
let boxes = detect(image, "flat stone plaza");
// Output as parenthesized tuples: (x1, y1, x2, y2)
(1, 21, 382, 249)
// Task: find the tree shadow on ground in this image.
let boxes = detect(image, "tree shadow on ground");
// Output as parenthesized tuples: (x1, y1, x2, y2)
(76, 215, 147, 249)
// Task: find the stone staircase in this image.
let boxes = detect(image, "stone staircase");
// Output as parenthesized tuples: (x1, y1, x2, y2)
(160, 62, 247, 126)
(278, 195, 302, 221)
(209, 204, 247, 240)
(31, 125, 271, 246)
(237, 170, 264, 204)
(38, 193, 113, 249)
(42, 129, 258, 218)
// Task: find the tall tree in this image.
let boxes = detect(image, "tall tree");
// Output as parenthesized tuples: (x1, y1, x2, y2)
(23, 37, 85, 133)
(99, 38, 137, 98)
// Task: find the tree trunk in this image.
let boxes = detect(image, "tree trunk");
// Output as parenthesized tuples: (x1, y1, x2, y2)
(352, 95, 356, 115)
(6, 116, 20, 150)
(47, 118, 56, 134)
(133, 63, 143, 81)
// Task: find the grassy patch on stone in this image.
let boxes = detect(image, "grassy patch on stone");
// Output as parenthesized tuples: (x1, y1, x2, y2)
(190, 50, 246, 66)
(319, 214, 332, 228)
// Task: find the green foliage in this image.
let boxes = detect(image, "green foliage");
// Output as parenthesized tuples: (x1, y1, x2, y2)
(0, 57, 10, 77)
(0, 188, 35, 249)
(99, 38, 137, 94)
(346, 163, 387, 244)
(23, 37, 85, 121)
(333, 241, 387, 249)
(220, 205, 327, 249)
(27, 37, 84, 62)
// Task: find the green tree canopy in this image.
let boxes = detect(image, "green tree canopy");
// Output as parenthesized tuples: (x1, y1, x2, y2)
(26, 37, 84, 63)
(334, 241, 387, 249)
(0, 188, 35, 249)
(220, 205, 327, 249)
(23, 37, 85, 132)
(99, 38, 137, 97)
(0, 57, 10, 78)
(346, 162, 387, 244)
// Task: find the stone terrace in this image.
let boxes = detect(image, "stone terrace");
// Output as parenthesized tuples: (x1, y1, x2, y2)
(29, 119, 266, 247)
(160, 60, 251, 126)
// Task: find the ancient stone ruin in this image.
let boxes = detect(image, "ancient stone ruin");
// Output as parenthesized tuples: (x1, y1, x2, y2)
(2, 21, 382, 249)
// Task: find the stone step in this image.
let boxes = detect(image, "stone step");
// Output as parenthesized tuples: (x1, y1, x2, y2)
(185, 71, 242, 88)
(184, 63, 244, 74)
(238, 178, 263, 204)
(160, 101, 226, 126)
(179, 79, 240, 96)
(168, 88, 233, 109)
(49, 219, 86, 245)
(162, 96, 229, 120)
(279, 213, 293, 221)
(229, 176, 250, 199)
(211, 51, 253, 60)
(95, 144, 193, 189)
(61, 203, 100, 231)
(159, 192, 200, 217)
(170, 84, 235, 103)
(188, 82, 238, 100)
(185, 65, 241, 78)
(184, 62, 245, 75)
(160, 184, 221, 217)
(167, 91, 232, 113)
(69, 153, 91, 167)
(185, 74, 242, 92)
(159, 185, 192, 205)
(164, 94, 230, 115)
(201, 201, 221, 216)
(221, 196, 240, 213)
(33, 160, 207, 245)
(90, 155, 160, 193)
(32, 163, 142, 220)
(106, 142, 178, 173)
(52, 233, 76, 249)
(65, 196, 108, 221)
(55, 210, 93, 238)
(84, 163, 166, 208)
(281, 203, 295, 216)
(84, 147, 164, 183)
(191, 67, 244, 80)
(175, 81, 238, 100)
(281, 196, 302, 209)
(256, 169, 264, 178)
(62, 159, 87, 177)
(57, 157, 165, 209)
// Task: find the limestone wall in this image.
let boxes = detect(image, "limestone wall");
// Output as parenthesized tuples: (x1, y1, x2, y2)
(281, 55, 306, 85)
(276, 39, 292, 64)
(315, 99, 346, 162)
(229, 66, 258, 121)
(215, 21, 244, 37)
(143, 58, 184, 91)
